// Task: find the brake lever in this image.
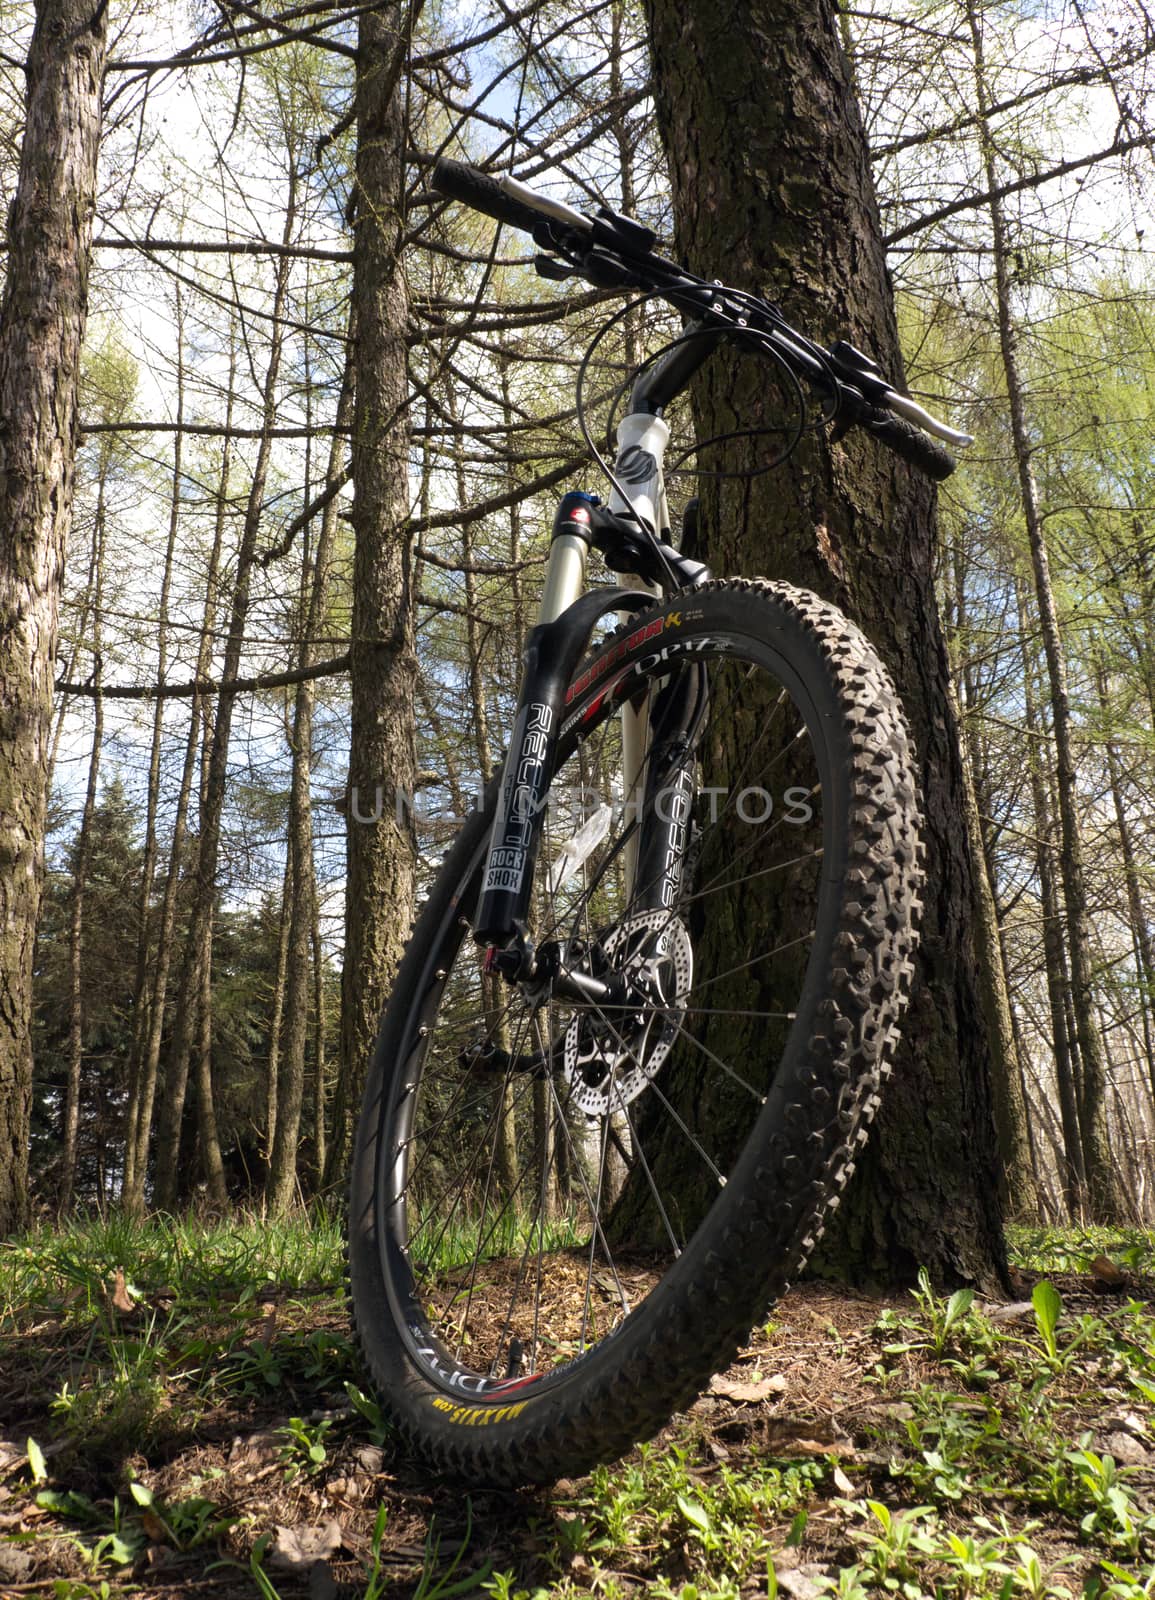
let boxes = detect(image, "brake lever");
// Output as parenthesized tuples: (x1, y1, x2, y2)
(535, 255, 577, 281)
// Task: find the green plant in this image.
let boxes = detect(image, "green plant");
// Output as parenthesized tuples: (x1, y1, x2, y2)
(842, 1499, 938, 1593)
(1004, 1541, 1077, 1598)
(1032, 1281, 1063, 1364)
(814, 1566, 870, 1600)
(278, 1415, 332, 1478)
(1089, 1560, 1155, 1598)
(346, 1380, 394, 1445)
(1065, 1445, 1152, 1555)
(912, 1267, 978, 1358)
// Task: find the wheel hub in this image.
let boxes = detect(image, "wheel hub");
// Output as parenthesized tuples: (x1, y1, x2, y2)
(563, 910, 692, 1115)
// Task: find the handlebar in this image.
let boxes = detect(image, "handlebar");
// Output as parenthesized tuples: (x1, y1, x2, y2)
(430, 154, 971, 481)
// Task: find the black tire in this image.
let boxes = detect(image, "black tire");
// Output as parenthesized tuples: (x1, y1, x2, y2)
(348, 578, 923, 1484)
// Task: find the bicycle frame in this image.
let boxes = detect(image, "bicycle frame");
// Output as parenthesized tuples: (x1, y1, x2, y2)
(471, 408, 702, 955)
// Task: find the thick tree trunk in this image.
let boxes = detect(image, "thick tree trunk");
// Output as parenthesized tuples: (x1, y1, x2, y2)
(327, 6, 418, 1185)
(0, 0, 108, 1235)
(642, 0, 1007, 1287)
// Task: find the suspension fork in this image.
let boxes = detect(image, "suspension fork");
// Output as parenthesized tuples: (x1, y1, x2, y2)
(472, 492, 653, 950)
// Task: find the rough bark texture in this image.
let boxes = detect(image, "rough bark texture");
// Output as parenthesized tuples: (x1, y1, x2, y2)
(642, 0, 1008, 1287)
(0, 0, 108, 1236)
(327, 6, 418, 1185)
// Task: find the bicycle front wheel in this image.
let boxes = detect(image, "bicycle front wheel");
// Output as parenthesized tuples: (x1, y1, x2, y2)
(348, 577, 923, 1483)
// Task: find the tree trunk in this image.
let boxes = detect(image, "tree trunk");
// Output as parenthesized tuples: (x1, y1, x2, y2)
(267, 355, 353, 1212)
(1096, 660, 1155, 1105)
(963, 0, 1118, 1222)
(122, 365, 235, 1216)
(947, 549, 1035, 1218)
(948, 675, 1036, 1219)
(123, 284, 186, 1206)
(195, 938, 228, 1210)
(265, 855, 293, 1175)
(153, 198, 297, 1212)
(1014, 573, 1086, 1216)
(0, 0, 108, 1235)
(59, 482, 107, 1212)
(642, 0, 1007, 1287)
(327, 5, 418, 1185)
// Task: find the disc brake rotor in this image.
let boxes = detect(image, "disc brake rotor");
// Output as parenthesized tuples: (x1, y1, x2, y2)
(563, 909, 692, 1116)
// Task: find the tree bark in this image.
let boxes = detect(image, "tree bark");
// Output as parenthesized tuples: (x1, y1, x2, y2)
(642, 0, 1008, 1287)
(327, 4, 418, 1185)
(0, 0, 108, 1235)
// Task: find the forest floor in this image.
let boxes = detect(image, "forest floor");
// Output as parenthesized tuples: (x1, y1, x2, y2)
(1, 1216, 1153, 1600)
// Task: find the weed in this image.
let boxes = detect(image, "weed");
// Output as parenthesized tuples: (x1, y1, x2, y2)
(278, 1414, 333, 1477)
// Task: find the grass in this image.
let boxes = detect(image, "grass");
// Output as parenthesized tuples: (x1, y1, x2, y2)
(0, 1217, 1152, 1598)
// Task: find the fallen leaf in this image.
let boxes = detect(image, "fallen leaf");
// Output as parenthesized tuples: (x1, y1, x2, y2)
(986, 1300, 1034, 1323)
(1103, 1431, 1148, 1465)
(774, 1568, 825, 1593)
(709, 1372, 787, 1403)
(352, 1444, 384, 1476)
(763, 1421, 854, 1458)
(110, 1267, 135, 1315)
(269, 1520, 345, 1573)
(1090, 1255, 1128, 1291)
(0, 1545, 35, 1583)
(141, 1509, 168, 1542)
(832, 1464, 854, 1494)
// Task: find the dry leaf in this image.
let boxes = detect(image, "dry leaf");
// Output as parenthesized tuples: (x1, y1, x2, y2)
(1104, 1431, 1148, 1465)
(775, 1566, 825, 1599)
(986, 1300, 1034, 1323)
(832, 1464, 855, 1494)
(1090, 1255, 1128, 1291)
(269, 1520, 345, 1572)
(110, 1267, 135, 1315)
(709, 1372, 787, 1403)
(763, 1421, 854, 1458)
(141, 1509, 168, 1542)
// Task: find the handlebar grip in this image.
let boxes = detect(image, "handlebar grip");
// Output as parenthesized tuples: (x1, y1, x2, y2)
(431, 156, 549, 237)
(860, 405, 956, 481)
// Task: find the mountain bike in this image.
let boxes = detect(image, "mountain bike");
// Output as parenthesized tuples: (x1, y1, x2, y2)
(348, 156, 972, 1484)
